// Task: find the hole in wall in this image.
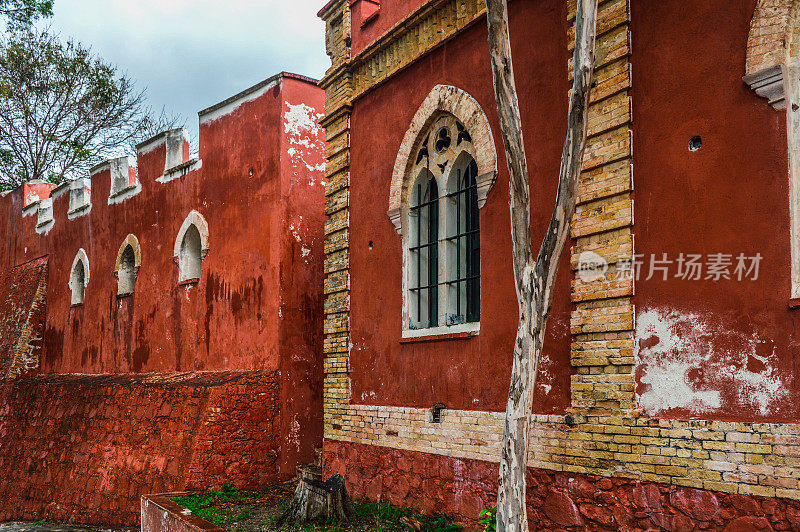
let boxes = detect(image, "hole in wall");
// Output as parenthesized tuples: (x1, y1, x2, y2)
(431, 402, 446, 423)
(689, 136, 702, 152)
(368, 241, 373, 250)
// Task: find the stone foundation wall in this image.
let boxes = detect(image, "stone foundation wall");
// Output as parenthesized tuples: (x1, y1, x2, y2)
(325, 440, 800, 531)
(0, 370, 280, 527)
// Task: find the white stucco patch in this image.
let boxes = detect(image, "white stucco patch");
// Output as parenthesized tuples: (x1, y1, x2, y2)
(635, 308, 787, 417)
(284, 102, 326, 183)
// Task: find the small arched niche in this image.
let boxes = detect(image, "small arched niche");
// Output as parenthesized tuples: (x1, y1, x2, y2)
(69, 249, 90, 305)
(174, 210, 209, 283)
(115, 235, 141, 296)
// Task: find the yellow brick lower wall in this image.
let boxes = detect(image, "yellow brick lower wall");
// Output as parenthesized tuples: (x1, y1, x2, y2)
(325, 404, 800, 500)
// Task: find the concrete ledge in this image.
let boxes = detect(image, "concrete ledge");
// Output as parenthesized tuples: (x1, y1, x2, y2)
(141, 494, 224, 532)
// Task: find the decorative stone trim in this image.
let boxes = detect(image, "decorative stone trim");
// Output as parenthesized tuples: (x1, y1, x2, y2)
(35, 198, 54, 235)
(115, 234, 142, 271)
(108, 156, 141, 205)
(744, 64, 787, 109)
(67, 178, 92, 219)
(347, 0, 487, 99)
(69, 249, 90, 294)
(387, 84, 497, 233)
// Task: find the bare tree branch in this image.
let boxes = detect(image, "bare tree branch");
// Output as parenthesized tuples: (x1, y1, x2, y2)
(485, 0, 598, 529)
(0, 29, 184, 190)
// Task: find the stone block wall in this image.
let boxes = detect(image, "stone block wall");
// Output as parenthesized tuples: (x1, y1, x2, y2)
(0, 371, 280, 527)
(326, 440, 800, 530)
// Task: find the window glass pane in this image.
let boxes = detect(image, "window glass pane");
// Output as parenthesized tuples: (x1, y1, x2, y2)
(409, 174, 438, 329)
(446, 157, 480, 324)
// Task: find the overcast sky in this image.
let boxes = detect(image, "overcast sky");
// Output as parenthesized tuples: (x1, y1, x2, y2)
(44, 0, 329, 143)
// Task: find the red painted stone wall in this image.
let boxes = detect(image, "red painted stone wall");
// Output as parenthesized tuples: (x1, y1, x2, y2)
(0, 371, 279, 527)
(325, 440, 800, 531)
(346, 0, 572, 414)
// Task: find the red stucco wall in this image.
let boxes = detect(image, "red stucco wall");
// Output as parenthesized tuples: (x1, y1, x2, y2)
(349, 0, 428, 56)
(0, 257, 47, 379)
(347, 0, 573, 414)
(631, 0, 799, 422)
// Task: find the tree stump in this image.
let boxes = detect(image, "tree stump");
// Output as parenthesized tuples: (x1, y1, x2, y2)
(278, 472, 356, 525)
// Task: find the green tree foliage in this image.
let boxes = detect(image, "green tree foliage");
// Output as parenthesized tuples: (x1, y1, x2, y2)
(1, 0, 53, 29)
(0, 29, 182, 190)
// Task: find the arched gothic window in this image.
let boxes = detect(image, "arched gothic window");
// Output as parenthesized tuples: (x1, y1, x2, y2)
(69, 249, 89, 305)
(180, 225, 202, 281)
(173, 210, 209, 284)
(401, 114, 485, 335)
(118, 245, 136, 295)
(445, 155, 480, 324)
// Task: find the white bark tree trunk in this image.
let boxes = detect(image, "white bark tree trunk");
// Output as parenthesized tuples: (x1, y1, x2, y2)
(484, 0, 598, 530)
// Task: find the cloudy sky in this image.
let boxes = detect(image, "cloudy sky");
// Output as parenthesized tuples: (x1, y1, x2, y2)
(44, 0, 329, 142)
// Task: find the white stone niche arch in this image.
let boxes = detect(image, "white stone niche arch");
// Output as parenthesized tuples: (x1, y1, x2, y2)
(387, 84, 497, 233)
(69, 249, 90, 305)
(115, 234, 142, 295)
(173, 210, 209, 282)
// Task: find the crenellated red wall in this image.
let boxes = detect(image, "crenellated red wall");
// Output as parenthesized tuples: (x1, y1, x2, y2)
(0, 72, 326, 526)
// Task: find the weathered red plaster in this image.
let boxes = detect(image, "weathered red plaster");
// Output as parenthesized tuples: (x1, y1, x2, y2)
(347, 0, 572, 414)
(325, 440, 800, 531)
(0, 257, 47, 379)
(632, 0, 800, 422)
(0, 73, 326, 525)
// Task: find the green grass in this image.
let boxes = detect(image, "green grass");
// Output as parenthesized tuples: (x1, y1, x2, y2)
(171, 483, 249, 526)
(353, 500, 460, 531)
(268, 499, 462, 531)
(174, 486, 462, 532)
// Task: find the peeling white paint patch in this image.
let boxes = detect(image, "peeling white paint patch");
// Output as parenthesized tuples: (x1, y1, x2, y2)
(538, 352, 553, 395)
(284, 102, 326, 183)
(35, 220, 54, 235)
(636, 308, 787, 417)
(67, 204, 92, 221)
(289, 222, 302, 243)
(156, 158, 202, 184)
(290, 417, 301, 452)
(301, 246, 311, 258)
(22, 202, 38, 217)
